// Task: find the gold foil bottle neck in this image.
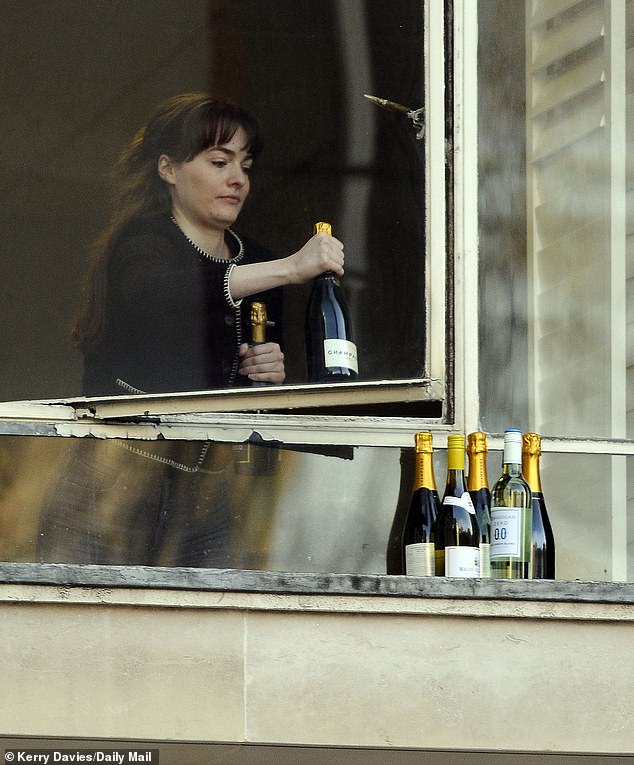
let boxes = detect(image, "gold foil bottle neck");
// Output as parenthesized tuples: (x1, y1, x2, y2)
(314, 221, 332, 236)
(467, 431, 488, 454)
(522, 432, 542, 491)
(413, 432, 436, 491)
(250, 301, 267, 344)
(522, 432, 542, 457)
(414, 432, 433, 454)
(467, 432, 489, 491)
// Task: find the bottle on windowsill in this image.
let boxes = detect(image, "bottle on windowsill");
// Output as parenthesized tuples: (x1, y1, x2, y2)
(522, 432, 555, 579)
(431, 434, 480, 578)
(490, 429, 532, 579)
(401, 432, 440, 576)
(467, 431, 492, 578)
(305, 222, 358, 383)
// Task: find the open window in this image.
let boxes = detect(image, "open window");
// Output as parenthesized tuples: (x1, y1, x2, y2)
(1, 0, 446, 424)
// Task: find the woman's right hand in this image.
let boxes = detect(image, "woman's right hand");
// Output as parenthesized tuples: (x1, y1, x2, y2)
(287, 231, 345, 283)
(228, 232, 346, 302)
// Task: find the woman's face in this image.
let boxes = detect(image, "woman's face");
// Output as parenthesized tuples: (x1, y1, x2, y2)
(158, 126, 253, 230)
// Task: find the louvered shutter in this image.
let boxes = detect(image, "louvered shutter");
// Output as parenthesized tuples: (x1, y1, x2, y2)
(526, 0, 629, 578)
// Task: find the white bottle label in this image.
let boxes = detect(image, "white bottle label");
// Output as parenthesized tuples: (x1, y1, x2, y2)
(405, 542, 435, 576)
(490, 507, 521, 558)
(445, 546, 480, 578)
(443, 492, 476, 514)
(479, 542, 491, 577)
(324, 339, 358, 372)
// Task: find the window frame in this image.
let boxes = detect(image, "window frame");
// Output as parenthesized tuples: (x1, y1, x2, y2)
(0, 0, 633, 584)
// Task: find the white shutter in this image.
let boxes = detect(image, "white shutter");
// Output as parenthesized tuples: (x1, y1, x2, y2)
(526, 0, 629, 578)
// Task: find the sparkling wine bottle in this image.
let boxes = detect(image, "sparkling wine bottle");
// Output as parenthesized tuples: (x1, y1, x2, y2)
(402, 432, 440, 576)
(522, 432, 555, 579)
(248, 301, 272, 389)
(431, 434, 480, 578)
(490, 429, 532, 579)
(305, 222, 358, 382)
(467, 431, 492, 578)
(233, 301, 279, 475)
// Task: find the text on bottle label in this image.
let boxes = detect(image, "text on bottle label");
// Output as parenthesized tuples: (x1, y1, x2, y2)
(405, 542, 435, 576)
(490, 507, 521, 558)
(323, 339, 359, 372)
(445, 546, 480, 578)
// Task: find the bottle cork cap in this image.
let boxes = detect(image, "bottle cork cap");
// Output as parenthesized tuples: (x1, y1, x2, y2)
(314, 221, 332, 236)
(467, 431, 487, 453)
(414, 432, 433, 453)
(522, 432, 541, 456)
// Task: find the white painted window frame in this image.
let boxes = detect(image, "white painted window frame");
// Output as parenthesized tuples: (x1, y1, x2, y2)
(0, 0, 632, 584)
(3, 1, 632, 459)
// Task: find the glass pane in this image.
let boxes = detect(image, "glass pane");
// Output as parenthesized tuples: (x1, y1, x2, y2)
(1, 435, 400, 573)
(477, 0, 632, 440)
(0, 434, 627, 582)
(1, 0, 426, 402)
(485, 446, 616, 582)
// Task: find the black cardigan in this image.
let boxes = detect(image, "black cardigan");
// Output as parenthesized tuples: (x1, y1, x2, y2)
(82, 215, 283, 396)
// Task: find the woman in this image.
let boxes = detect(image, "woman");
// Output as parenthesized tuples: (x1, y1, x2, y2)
(74, 92, 345, 395)
(38, 94, 346, 567)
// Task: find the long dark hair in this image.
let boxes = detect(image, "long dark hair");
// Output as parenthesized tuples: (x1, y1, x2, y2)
(72, 93, 263, 351)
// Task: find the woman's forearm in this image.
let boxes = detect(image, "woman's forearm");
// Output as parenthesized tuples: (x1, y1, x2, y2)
(228, 257, 299, 301)
(228, 232, 345, 301)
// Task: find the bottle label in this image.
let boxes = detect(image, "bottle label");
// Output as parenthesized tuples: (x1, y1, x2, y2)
(479, 542, 491, 577)
(443, 492, 476, 514)
(490, 507, 521, 558)
(445, 546, 480, 577)
(324, 339, 358, 372)
(405, 542, 435, 576)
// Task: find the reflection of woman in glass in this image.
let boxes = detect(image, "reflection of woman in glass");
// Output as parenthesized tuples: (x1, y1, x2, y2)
(74, 92, 345, 396)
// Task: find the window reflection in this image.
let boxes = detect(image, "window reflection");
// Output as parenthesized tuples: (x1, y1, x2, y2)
(478, 0, 634, 442)
(0, 435, 629, 581)
(38, 439, 234, 566)
(0, 435, 398, 572)
(1, 0, 426, 402)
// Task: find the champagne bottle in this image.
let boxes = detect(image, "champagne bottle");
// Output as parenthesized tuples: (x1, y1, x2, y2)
(250, 301, 268, 345)
(305, 222, 358, 382)
(248, 301, 272, 389)
(522, 432, 556, 579)
(467, 431, 492, 578)
(233, 301, 279, 475)
(431, 434, 480, 577)
(490, 429, 532, 579)
(402, 432, 440, 576)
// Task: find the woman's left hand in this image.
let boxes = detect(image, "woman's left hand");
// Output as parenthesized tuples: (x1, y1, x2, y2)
(238, 342, 286, 384)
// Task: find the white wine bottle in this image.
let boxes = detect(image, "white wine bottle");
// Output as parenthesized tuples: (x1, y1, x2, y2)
(305, 222, 358, 382)
(432, 434, 480, 577)
(490, 429, 532, 579)
(402, 432, 440, 576)
(467, 431, 492, 578)
(522, 432, 555, 579)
